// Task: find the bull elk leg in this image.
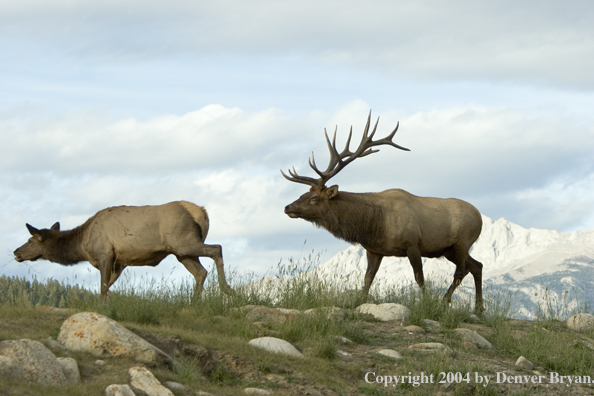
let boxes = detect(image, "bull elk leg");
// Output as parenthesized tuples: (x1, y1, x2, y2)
(467, 257, 484, 314)
(406, 248, 425, 290)
(443, 264, 468, 306)
(362, 251, 384, 301)
(175, 255, 208, 296)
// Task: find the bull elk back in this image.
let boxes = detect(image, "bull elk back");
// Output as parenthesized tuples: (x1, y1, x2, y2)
(282, 112, 484, 314)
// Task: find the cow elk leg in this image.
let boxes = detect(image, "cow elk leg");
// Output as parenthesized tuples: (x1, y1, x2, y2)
(97, 257, 115, 303)
(177, 244, 235, 295)
(176, 255, 208, 296)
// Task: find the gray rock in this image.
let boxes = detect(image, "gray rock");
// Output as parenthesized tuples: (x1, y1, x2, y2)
(42, 338, 66, 352)
(422, 319, 440, 328)
(334, 336, 353, 344)
(355, 303, 410, 321)
(467, 314, 481, 324)
(515, 356, 534, 371)
(303, 306, 346, 319)
(57, 357, 80, 383)
(0, 339, 66, 384)
(164, 381, 186, 391)
(244, 306, 299, 324)
(377, 349, 404, 360)
(58, 312, 173, 367)
(404, 325, 425, 334)
(129, 366, 174, 396)
(244, 388, 273, 395)
(105, 384, 136, 396)
(248, 337, 303, 358)
(409, 342, 453, 355)
(454, 328, 493, 349)
(566, 313, 594, 331)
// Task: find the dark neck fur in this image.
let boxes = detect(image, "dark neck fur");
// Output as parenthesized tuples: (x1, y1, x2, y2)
(44, 226, 87, 265)
(310, 192, 384, 247)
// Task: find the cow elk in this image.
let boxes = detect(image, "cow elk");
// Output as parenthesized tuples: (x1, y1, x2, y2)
(14, 201, 235, 301)
(282, 112, 484, 314)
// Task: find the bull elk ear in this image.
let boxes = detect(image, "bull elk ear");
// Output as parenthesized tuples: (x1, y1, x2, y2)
(326, 185, 339, 199)
(51, 222, 60, 231)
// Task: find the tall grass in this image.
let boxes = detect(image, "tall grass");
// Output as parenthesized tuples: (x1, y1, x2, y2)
(6, 252, 594, 396)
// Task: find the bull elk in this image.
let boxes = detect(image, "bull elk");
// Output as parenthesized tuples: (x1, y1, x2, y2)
(13, 201, 235, 300)
(282, 113, 484, 314)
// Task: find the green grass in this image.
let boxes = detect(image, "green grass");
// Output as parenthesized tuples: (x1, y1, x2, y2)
(2, 255, 594, 395)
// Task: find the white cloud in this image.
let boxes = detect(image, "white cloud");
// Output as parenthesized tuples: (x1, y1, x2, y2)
(1, 1, 593, 289)
(0, 105, 309, 174)
(2, 1, 593, 87)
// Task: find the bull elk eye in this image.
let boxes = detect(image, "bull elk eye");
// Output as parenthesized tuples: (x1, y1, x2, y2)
(310, 195, 319, 204)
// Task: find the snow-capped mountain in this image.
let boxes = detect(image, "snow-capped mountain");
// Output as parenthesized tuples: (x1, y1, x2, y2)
(309, 215, 594, 319)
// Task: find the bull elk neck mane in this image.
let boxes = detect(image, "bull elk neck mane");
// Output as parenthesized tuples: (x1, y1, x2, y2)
(281, 111, 484, 315)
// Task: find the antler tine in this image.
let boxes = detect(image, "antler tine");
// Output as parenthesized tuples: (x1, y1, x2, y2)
(308, 152, 326, 180)
(368, 121, 410, 152)
(345, 126, 353, 153)
(361, 111, 371, 139)
(281, 111, 409, 188)
(369, 113, 380, 139)
(280, 167, 321, 186)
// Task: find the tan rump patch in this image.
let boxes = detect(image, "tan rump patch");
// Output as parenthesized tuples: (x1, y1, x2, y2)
(178, 201, 209, 240)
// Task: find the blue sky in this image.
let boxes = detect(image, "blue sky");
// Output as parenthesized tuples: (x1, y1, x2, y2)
(1, 0, 593, 290)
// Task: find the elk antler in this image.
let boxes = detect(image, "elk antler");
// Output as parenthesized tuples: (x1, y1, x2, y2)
(281, 111, 410, 187)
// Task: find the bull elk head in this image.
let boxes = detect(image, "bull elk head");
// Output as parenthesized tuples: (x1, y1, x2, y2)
(281, 111, 409, 220)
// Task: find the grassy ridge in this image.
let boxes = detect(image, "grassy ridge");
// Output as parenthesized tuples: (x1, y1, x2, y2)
(2, 258, 594, 395)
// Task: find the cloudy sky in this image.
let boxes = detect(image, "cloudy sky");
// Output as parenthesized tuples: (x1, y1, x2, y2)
(1, 0, 593, 290)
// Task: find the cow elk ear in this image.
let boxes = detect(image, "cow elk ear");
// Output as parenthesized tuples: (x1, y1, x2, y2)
(26, 223, 44, 241)
(26, 223, 40, 236)
(326, 185, 339, 199)
(51, 222, 60, 231)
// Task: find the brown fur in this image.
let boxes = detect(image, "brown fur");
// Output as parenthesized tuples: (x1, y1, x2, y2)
(285, 186, 484, 314)
(14, 201, 234, 300)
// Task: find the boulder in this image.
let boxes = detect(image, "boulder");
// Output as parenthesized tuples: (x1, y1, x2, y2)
(245, 306, 299, 324)
(566, 313, 594, 331)
(303, 306, 346, 319)
(0, 339, 66, 384)
(57, 357, 80, 383)
(409, 342, 453, 355)
(248, 337, 303, 358)
(515, 356, 534, 371)
(377, 349, 404, 360)
(244, 388, 273, 395)
(105, 384, 136, 396)
(454, 328, 493, 349)
(355, 303, 410, 321)
(129, 366, 174, 396)
(404, 325, 426, 334)
(57, 312, 172, 367)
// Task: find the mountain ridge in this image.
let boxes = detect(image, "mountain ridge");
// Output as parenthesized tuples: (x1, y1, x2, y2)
(309, 215, 594, 319)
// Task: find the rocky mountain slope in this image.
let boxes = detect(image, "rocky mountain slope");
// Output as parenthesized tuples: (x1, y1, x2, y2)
(308, 216, 594, 319)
